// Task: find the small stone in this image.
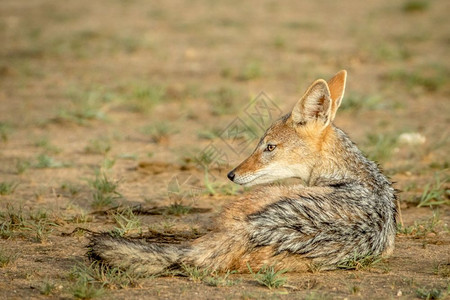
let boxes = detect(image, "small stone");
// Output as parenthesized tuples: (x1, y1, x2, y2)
(397, 290, 402, 297)
(398, 132, 426, 145)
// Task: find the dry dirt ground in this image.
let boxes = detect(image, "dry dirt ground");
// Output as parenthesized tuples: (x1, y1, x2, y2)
(0, 0, 449, 299)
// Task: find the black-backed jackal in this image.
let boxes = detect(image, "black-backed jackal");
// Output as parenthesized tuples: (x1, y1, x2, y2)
(88, 71, 397, 275)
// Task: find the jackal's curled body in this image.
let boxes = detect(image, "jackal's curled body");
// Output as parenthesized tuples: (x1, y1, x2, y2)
(88, 71, 397, 274)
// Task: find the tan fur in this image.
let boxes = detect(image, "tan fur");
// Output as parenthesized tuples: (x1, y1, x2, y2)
(327, 70, 347, 120)
(184, 184, 333, 272)
(89, 70, 397, 276)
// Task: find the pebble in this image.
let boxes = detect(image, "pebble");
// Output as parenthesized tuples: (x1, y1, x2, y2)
(398, 132, 426, 145)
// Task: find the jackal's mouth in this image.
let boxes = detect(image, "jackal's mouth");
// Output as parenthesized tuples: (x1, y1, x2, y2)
(232, 164, 308, 186)
(233, 173, 264, 186)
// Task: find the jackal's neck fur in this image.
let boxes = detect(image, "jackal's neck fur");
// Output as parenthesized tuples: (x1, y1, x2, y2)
(310, 125, 391, 192)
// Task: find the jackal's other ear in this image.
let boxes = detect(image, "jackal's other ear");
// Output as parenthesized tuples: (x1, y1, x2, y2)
(327, 70, 347, 121)
(291, 79, 332, 127)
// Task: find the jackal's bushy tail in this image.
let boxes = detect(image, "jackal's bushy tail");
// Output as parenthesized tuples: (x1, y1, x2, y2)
(87, 233, 186, 275)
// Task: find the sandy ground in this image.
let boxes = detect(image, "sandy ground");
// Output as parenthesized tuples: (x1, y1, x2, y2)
(0, 0, 449, 299)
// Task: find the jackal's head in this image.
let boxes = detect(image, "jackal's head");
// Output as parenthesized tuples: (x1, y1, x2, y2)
(227, 70, 347, 186)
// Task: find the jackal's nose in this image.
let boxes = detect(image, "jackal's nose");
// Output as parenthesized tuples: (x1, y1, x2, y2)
(227, 171, 235, 182)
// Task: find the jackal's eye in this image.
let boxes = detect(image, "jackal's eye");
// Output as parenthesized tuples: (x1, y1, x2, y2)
(265, 144, 276, 152)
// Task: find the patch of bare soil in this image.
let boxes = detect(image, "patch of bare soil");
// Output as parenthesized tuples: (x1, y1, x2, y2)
(0, 0, 449, 299)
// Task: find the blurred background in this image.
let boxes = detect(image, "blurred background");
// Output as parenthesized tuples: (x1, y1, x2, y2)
(0, 0, 449, 298)
(1, 0, 449, 221)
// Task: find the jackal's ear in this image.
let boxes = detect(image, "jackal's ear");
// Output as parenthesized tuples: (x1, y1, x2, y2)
(327, 70, 347, 121)
(291, 79, 332, 127)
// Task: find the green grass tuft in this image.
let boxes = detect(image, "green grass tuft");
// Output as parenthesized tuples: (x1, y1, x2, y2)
(237, 62, 263, 81)
(386, 65, 448, 93)
(397, 211, 441, 237)
(165, 202, 192, 216)
(110, 207, 142, 237)
(416, 287, 442, 300)
(39, 279, 56, 295)
(60, 182, 81, 196)
(433, 263, 450, 278)
(124, 84, 166, 114)
(248, 264, 287, 289)
(181, 265, 210, 282)
(89, 172, 122, 208)
(0, 122, 12, 142)
(417, 174, 449, 207)
(71, 277, 105, 299)
(207, 86, 240, 116)
(30, 219, 56, 243)
(0, 182, 18, 195)
(197, 127, 222, 140)
(339, 93, 387, 111)
(35, 137, 61, 154)
(337, 253, 385, 271)
(84, 139, 111, 155)
(362, 133, 398, 163)
(15, 159, 31, 174)
(203, 270, 240, 287)
(140, 122, 177, 143)
(35, 154, 70, 168)
(403, 1, 430, 13)
(0, 248, 18, 267)
(203, 172, 240, 196)
(89, 172, 120, 195)
(0, 206, 57, 242)
(70, 261, 141, 290)
(56, 87, 113, 125)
